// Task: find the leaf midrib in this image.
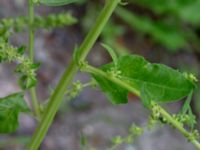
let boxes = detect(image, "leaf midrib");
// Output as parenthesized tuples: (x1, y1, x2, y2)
(121, 76, 191, 93)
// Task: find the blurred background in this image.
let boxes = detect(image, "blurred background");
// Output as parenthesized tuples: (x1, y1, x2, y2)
(0, 0, 200, 149)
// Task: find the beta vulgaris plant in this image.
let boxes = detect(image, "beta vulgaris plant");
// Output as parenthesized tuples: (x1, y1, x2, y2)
(0, 0, 200, 149)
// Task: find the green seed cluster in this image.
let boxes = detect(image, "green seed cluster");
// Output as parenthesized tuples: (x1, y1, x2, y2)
(107, 67, 122, 78)
(108, 124, 143, 150)
(0, 12, 77, 40)
(0, 43, 39, 89)
(151, 103, 161, 119)
(150, 103, 200, 142)
(32, 12, 77, 29)
(172, 113, 196, 128)
(68, 80, 83, 99)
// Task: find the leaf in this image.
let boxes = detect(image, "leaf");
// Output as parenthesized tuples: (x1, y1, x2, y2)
(40, 0, 79, 6)
(0, 92, 29, 133)
(93, 69, 128, 104)
(101, 43, 118, 67)
(30, 62, 41, 70)
(92, 55, 195, 105)
(18, 75, 37, 89)
(181, 90, 193, 114)
(141, 83, 151, 107)
(17, 46, 25, 55)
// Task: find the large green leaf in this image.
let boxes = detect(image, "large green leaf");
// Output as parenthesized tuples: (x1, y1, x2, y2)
(40, 0, 79, 6)
(0, 93, 29, 133)
(92, 55, 195, 105)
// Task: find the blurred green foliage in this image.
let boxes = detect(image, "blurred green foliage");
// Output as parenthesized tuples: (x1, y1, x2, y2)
(127, 0, 200, 51)
(81, 0, 200, 52)
(0, 12, 77, 42)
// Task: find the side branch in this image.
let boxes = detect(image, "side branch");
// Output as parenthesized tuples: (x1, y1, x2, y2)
(82, 63, 200, 150)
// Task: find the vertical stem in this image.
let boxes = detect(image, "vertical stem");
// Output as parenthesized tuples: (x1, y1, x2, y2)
(27, 1, 120, 150)
(28, 0, 34, 61)
(28, 0, 41, 118)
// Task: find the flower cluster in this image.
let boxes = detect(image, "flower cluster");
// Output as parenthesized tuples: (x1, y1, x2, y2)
(0, 43, 39, 89)
(0, 12, 77, 41)
(108, 124, 143, 150)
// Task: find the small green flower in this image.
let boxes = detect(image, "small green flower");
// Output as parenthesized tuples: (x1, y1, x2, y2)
(151, 103, 161, 119)
(107, 67, 121, 78)
(184, 73, 198, 83)
(112, 136, 123, 144)
(129, 124, 143, 136)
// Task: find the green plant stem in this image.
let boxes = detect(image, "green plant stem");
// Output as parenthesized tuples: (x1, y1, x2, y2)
(158, 104, 200, 149)
(83, 64, 200, 150)
(28, 0, 41, 118)
(83, 63, 140, 96)
(28, 0, 34, 61)
(27, 1, 120, 149)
